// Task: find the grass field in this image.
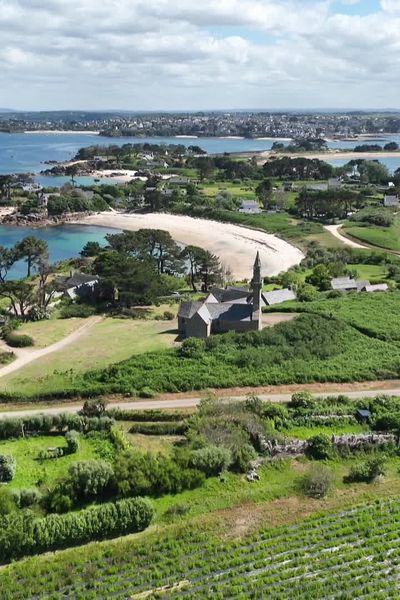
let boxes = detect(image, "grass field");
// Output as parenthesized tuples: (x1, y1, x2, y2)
(16, 318, 88, 348)
(0, 433, 115, 489)
(0, 318, 178, 396)
(343, 215, 400, 252)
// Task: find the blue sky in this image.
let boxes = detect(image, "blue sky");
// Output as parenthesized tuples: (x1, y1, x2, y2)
(0, 0, 400, 110)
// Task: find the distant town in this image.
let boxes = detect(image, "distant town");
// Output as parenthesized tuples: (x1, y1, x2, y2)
(2, 110, 400, 138)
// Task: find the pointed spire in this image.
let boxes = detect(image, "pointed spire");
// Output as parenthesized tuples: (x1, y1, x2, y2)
(254, 251, 261, 268)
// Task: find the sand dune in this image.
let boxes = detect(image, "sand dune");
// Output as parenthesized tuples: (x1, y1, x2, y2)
(73, 212, 304, 280)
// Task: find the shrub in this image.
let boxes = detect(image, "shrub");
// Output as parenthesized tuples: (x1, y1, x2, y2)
(0, 497, 153, 562)
(230, 444, 257, 473)
(0, 488, 16, 515)
(79, 399, 108, 418)
(138, 387, 156, 399)
(65, 430, 80, 454)
(59, 304, 96, 319)
(345, 457, 386, 483)
(163, 310, 175, 320)
(190, 445, 232, 476)
(106, 408, 187, 422)
(67, 460, 114, 501)
(0, 455, 16, 482)
(306, 434, 333, 460)
(4, 333, 34, 348)
(290, 391, 314, 409)
(302, 465, 333, 498)
(12, 488, 42, 509)
(129, 422, 188, 435)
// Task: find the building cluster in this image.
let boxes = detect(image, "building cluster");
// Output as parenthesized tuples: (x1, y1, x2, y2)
(2, 111, 400, 138)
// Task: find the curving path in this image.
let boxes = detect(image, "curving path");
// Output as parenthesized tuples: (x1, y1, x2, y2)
(324, 224, 369, 249)
(0, 316, 103, 378)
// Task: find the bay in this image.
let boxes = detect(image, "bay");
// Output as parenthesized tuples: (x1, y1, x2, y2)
(2, 132, 400, 183)
(0, 224, 118, 280)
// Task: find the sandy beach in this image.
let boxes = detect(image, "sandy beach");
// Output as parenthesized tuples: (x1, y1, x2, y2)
(72, 212, 304, 279)
(258, 150, 400, 162)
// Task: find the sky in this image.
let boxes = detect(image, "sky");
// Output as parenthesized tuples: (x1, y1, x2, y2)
(1, 0, 400, 111)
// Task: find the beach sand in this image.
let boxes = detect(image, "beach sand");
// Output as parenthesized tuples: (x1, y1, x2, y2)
(258, 150, 400, 162)
(72, 212, 304, 279)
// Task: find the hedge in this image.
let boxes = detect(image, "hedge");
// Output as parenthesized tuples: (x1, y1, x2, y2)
(0, 497, 153, 563)
(0, 414, 114, 441)
(4, 333, 34, 348)
(129, 422, 188, 435)
(107, 408, 188, 422)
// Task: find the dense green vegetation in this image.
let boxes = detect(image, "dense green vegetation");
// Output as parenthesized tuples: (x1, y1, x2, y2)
(266, 291, 400, 343)
(343, 214, 400, 251)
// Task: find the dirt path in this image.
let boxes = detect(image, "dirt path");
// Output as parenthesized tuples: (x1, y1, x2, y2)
(1, 380, 400, 420)
(324, 224, 369, 249)
(0, 316, 103, 378)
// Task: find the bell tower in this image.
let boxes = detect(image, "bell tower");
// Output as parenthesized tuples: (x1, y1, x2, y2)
(251, 251, 263, 315)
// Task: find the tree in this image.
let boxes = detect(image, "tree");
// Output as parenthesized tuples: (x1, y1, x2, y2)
(305, 264, 332, 291)
(65, 164, 79, 185)
(14, 236, 48, 278)
(0, 175, 13, 203)
(80, 241, 103, 257)
(255, 179, 273, 208)
(66, 460, 114, 500)
(0, 281, 36, 318)
(0, 246, 15, 283)
(306, 434, 333, 460)
(384, 142, 399, 151)
(79, 399, 108, 418)
(182, 246, 223, 291)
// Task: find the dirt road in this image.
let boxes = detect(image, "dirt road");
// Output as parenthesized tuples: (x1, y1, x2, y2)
(0, 316, 103, 378)
(324, 224, 369, 249)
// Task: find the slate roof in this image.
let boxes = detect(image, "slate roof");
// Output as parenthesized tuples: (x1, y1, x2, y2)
(362, 283, 389, 293)
(264, 289, 297, 306)
(206, 302, 254, 321)
(178, 301, 204, 319)
(57, 273, 98, 288)
(208, 287, 250, 303)
(331, 277, 358, 291)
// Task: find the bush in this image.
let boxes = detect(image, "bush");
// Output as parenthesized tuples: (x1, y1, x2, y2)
(230, 444, 257, 473)
(65, 430, 80, 454)
(12, 488, 42, 509)
(344, 457, 386, 483)
(138, 387, 156, 399)
(106, 408, 187, 422)
(0, 497, 153, 562)
(129, 422, 188, 435)
(67, 459, 114, 501)
(163, 310, 175, 320)
(0, 455, 16, 482)
(59, 304, 97, 319)
(0, 488, 16, 515)
(190, 445, 232, 476)
(79, 399, 108, 418)
(4, 333, 34, 348)
(0, 414, 113, 441)
(302, 465, 333, 498)
(306, 434, 333, 460)
(290, 391, 314, 408)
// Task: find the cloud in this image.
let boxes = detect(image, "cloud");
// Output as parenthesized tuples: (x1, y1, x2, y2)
(0, 0, 399, 109)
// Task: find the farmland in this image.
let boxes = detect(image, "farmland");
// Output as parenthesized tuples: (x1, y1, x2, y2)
(2, 495, 400, 599)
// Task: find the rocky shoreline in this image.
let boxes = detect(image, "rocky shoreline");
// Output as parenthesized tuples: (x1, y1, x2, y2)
(0, 210, 95, 228)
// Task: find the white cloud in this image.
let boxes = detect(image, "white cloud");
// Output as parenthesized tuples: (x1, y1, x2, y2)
(0, 0, 399, 109)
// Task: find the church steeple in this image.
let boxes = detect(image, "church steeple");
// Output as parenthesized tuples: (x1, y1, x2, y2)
(251, 252, 263, 314)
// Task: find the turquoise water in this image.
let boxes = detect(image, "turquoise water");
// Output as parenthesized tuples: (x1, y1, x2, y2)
(0, 224, 119, 280)
(2, 132, 400, 183)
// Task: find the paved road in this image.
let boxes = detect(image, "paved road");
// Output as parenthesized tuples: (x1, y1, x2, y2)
(1, 387, 400, 420)
(0, 316, 103, 378)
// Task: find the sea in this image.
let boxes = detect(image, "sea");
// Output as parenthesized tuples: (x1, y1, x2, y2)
(1, 131, 400, 278)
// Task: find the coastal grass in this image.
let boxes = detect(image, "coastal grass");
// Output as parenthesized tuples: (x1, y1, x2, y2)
(0, 318, 178, 397)
(0, 433, 115, 489)
(343, 215, 400, 252)
(267, 291, 400, 342)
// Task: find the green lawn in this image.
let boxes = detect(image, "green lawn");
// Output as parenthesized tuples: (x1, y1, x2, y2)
(198, 181, 256, 199)
(343, 216, 400, 252)
(0, 433, 115, 489)
(16, 318, 88, 348)
(0, 318, 178, 396)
